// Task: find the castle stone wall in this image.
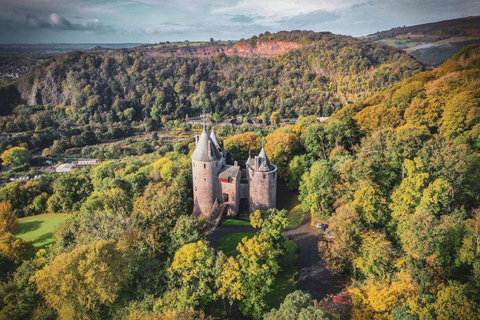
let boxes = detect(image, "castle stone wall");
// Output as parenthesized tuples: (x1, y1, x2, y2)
(220, 172, 241, 216)
(247, 165, 277, 212)
(192, 159, 222, 217)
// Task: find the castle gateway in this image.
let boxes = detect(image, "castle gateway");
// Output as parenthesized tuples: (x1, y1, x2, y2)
(191, 127, 277, 220)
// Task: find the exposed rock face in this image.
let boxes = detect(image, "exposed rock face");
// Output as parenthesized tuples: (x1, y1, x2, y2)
(145, 41, 303, 58)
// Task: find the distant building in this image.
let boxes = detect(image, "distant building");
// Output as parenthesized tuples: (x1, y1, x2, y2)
(76, 159, 97, 167)
(56, 163, 76, 173)
(55, 159, 98, 173)
(191, 124, 277, 223)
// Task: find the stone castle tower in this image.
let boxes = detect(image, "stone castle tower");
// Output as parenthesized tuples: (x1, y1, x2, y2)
(191, 127, 277, 220)
(246, 145, 277, 212)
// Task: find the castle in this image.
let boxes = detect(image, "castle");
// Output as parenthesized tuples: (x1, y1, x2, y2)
(191, 125, 277, 220)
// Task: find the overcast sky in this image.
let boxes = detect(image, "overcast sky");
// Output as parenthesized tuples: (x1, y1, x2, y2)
(0, 0, 478, 44)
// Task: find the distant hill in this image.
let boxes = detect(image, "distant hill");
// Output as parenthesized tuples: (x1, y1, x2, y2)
(0, 31, 423, 125)
(333, 44, 480, 146)
(365, 16, 480, 66)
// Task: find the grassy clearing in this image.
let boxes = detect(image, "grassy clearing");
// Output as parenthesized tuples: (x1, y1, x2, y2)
(220, 218, 251, 226)
(286, 204, 305, 229)
(217, 232, 255, 257)
(266, 240, 298, 308)
(17, 213, 69, 250)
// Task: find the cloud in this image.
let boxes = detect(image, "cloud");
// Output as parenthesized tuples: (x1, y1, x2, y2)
(2, 13, 116, 33)
(213, 0, 368, 23)
(144, 23, 192, 35)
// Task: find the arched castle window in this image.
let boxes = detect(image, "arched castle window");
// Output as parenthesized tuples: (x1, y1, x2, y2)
(204, 164, 206, 169)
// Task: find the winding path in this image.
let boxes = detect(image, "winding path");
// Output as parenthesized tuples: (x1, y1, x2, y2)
(284, 212, 344, 300)
(208, 213, 344, 301)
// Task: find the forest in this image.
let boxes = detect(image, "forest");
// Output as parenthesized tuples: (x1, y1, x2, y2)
(0, 33, 480, 319)
(0, 31, 423, 158)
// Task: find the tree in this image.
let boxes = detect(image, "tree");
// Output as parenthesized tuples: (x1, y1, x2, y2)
(167, 241, 216, 310)
(1, 147, 31, 168)
(250, 208, 288, 253)
(287, 155, 310, 189)
(218, 235, 280, 319)
(0, 233, 33, 280)
(318, 205, 363, 274)
(270, 111, 280, 126)
(264, 291, 337, 320)
(0, 249, 54, 320)
(350, 270, 418, 319)
(35, 240, 134, 320)
(355, 231, 396, 278)
(300, 160, 336, 221)
(434, 281, 479, 320)
(390, 158, 429, 232)
(352, 184, 389, 228)
(224, 132, 260, 160)
(0, 202, 18, 234)
(354, 104, 403, 134)
(265, 129, 300, 178)
(133, 181, 188, 256)
(51, 172, 93, 212)
(169, 216, 207, 255)
(459, 209, 480, 286)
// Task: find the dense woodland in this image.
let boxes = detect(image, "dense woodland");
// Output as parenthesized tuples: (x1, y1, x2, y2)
(0, 34, 480, 320)
(0, 31, 422, 158)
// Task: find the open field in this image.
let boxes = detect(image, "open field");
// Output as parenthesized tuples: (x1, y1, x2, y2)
(17, 213, 69, 249)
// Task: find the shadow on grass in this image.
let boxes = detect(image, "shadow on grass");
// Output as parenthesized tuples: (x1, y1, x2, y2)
(17, 220, 43, 235)
(31, 232, 54, 247)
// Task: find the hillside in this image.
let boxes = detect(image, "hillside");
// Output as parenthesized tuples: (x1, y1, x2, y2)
(10, 32, 422, 117)
(365, 16, 480, 66)
(333, 44, 480, 147)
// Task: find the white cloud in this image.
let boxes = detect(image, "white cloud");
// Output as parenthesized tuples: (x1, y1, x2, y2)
(213, 0, 368, 23)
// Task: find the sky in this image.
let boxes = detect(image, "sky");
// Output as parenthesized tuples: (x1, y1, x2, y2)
(0, 0, 478, 44)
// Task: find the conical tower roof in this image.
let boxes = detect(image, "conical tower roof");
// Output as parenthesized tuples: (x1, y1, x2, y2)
(191, 128, 222, 161)
(253, 144, 273, 172)
(210, 128, 225, 153)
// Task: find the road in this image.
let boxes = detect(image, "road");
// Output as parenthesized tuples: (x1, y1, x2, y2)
(284, 212, 344, 300)
(208, 212, 344, 301)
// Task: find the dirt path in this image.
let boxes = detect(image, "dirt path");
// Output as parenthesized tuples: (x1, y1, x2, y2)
(208, 212, 344, 301)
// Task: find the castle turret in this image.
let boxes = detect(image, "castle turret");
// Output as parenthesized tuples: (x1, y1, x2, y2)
(247, 144, 277, 212)
(191, 126, 224, 218)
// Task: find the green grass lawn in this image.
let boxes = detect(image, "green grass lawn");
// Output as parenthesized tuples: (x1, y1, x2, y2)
(266, 240, 298, 308)
(220, 218, 251, 226)
(17, 213, 70, 250)
(217, 232, 255, 257)
(286, 204, 305, 229)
